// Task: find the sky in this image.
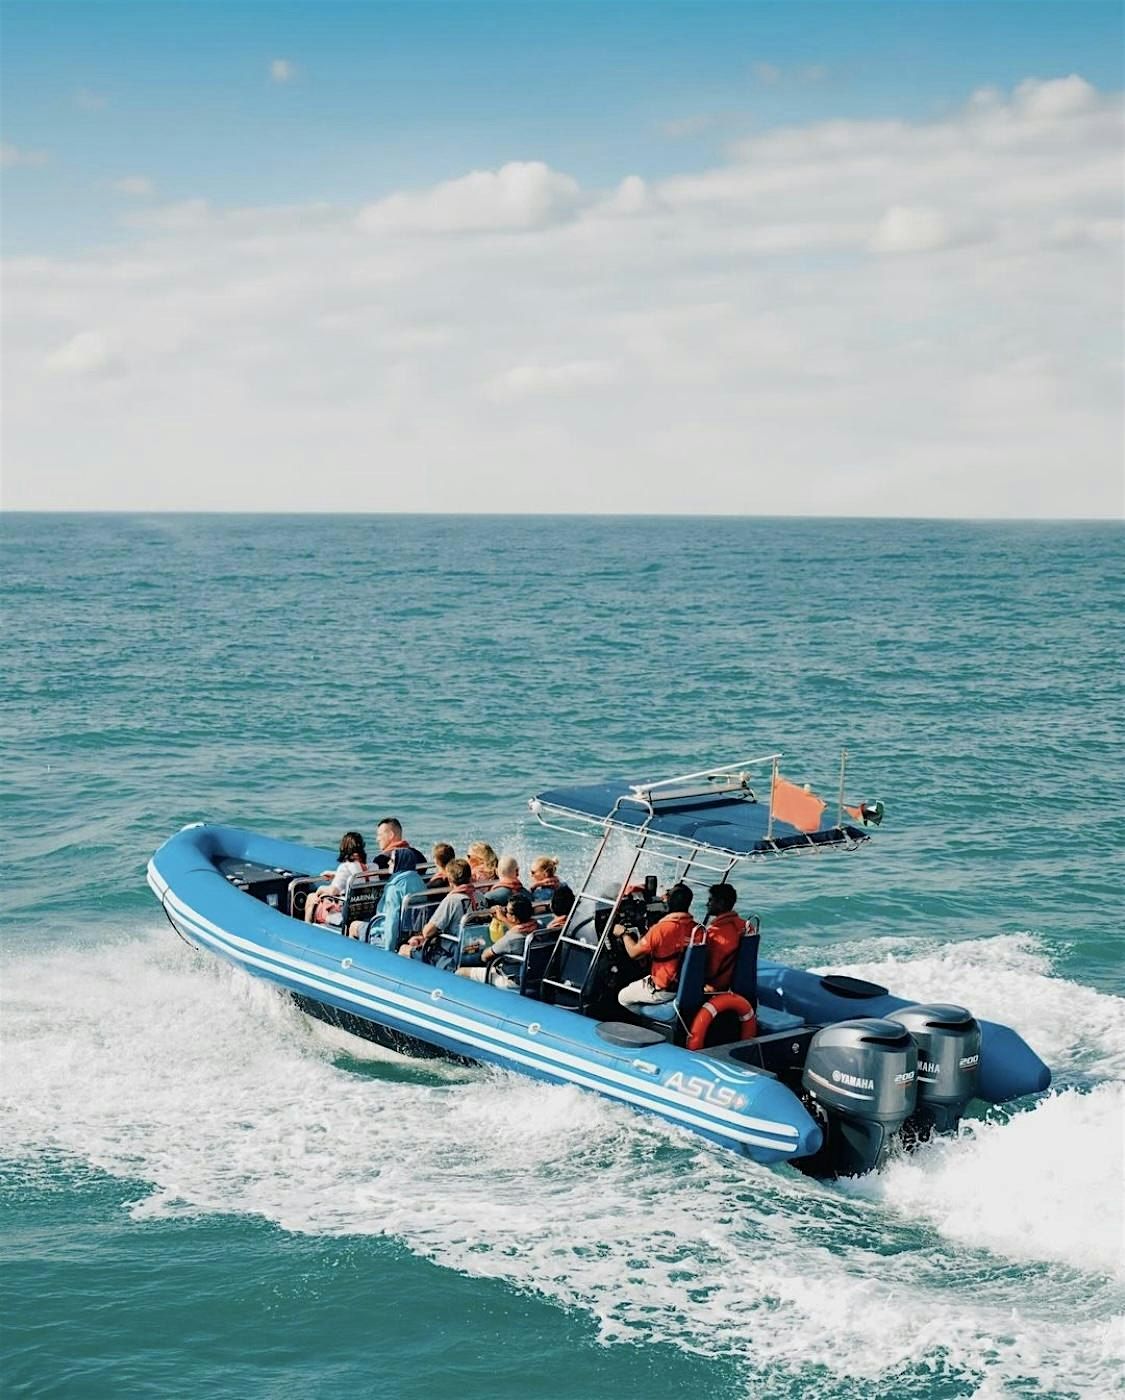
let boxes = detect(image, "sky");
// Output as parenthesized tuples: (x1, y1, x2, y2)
(2, 0, 1122, 517)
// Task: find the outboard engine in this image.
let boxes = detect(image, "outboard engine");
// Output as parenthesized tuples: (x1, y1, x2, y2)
(889, 1004, 981, 1140)
(798, 1018, 918, 1177)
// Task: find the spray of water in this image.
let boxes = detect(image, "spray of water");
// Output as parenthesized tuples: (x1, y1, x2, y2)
(1, 927, 1121, 1396)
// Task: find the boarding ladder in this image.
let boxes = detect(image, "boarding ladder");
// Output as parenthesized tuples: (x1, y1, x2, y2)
(538, 782, 716, 1013)
(538, 825, 642, 1012)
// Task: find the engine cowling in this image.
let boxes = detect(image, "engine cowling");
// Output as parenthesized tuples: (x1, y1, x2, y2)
(799, 1018, 918, 1177)
(888, 1003, 981, 1138)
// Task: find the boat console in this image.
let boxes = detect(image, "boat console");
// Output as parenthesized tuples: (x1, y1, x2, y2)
(217, 858, 295, 911)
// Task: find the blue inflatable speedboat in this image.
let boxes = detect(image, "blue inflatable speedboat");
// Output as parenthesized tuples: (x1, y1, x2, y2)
(147, 753, 1050, 1176)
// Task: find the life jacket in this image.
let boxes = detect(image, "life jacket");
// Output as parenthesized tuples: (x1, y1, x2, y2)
(421, 882, 483, 970)
(485, 876, 529, 909)
(704, 911, 745, 991)
(451, 881, 482, 909)
(491, 920, 541, 977)
(645, 912, 699, 991)
(379, 839, 425, 873)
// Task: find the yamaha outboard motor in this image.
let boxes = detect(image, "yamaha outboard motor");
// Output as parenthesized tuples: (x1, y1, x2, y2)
(798, 1018, 918, 1177)
(889, 1004, 981, 1140)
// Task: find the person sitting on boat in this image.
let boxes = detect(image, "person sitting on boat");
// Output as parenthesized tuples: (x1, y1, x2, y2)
(304, 831, 368, 925)
(481, 854, 536, 940)
(528, 855, 564, 904)
(399, 858, 482, 958)
(483, 854, 529, 907)
(457, 894, 540, 989)
(371, 817, 426, 875)
(428, 842, 456, 887)
(702, 882, 744, 994)
(349, 846, 426, 947)
(545, 884, 575, 930)
(617, 882, 698, 1009)
(466, 840, 499, 887)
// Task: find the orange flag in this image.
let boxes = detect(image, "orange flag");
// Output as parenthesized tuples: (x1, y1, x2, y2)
(771, 777, 828, 834)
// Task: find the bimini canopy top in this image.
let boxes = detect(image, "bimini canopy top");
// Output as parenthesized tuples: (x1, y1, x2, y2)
(529, 753, 881, 861)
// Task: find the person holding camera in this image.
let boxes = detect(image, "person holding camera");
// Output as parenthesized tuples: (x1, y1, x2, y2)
(617, 882, 698, 1010)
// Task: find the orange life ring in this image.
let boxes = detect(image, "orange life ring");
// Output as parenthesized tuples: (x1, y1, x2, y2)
(687, 994, 758, 1051)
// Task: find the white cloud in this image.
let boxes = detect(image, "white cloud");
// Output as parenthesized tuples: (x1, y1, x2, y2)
(113, 175, 155, 198)
(3, 75, 1122, 517)
(871, 205, 955, 253)
(1, 142, 49, 169)
(603, 175, 651, 217)
(485, 360, 618, 401)
(357, 160, 581, 235)
(1048, 215, 1124, 248)
(270, 58, 296, 83)
(74, 89, 108, 111)
(43, 331, 124, 378)
(1014, 74, 1097, 119)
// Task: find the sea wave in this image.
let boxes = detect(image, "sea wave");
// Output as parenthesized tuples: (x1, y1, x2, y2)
(1, 927, 1122, 1397)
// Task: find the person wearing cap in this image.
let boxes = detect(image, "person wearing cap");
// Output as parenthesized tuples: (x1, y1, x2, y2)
(617, 882, 697, 1009)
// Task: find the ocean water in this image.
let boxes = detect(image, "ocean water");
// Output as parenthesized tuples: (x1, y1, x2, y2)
(1, 513, 1122, 1400)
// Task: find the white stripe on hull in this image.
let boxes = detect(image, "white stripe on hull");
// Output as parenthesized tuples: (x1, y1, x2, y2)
(150, 864, 801, 1154)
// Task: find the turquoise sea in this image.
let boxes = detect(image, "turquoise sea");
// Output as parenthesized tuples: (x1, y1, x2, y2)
(1, 513, 1122, 1399)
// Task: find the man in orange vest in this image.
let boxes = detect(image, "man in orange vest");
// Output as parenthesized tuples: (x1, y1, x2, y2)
(618, 882, 697, 1010)
(702, 883, 745, 994)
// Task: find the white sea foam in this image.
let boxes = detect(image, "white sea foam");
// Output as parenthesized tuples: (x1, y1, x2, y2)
(844, 1082, 1125, 1278)
(1, 928, 1122, 1396)
(820, 931, 1125, 1080)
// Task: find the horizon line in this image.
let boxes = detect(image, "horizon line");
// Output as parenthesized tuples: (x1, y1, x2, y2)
(0, 508, 1121, 525)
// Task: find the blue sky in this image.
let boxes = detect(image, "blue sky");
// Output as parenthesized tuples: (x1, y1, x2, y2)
(4, 1, 1122, 252)
(2, 2, 1122, 516)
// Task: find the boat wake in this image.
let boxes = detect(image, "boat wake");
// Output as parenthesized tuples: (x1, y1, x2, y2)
(1, 926, 1121, 1398)
(818, 931, 1125, 1083)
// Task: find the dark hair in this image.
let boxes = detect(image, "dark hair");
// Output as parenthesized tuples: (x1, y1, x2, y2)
(338, 831, 367, 863)
(446, 857, 472, 885)
(377, 817, 403, 837)
(708, 882, 737, 913)
(389, 846, 420, 875)
(666, 882, 693, 914)
(550, 885, 575, 916)
(432, 842, 455, 867)
(508, 893, 534, 923)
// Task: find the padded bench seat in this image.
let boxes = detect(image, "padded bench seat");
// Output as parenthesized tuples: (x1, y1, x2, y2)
(756, 1005, 806, 1033)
